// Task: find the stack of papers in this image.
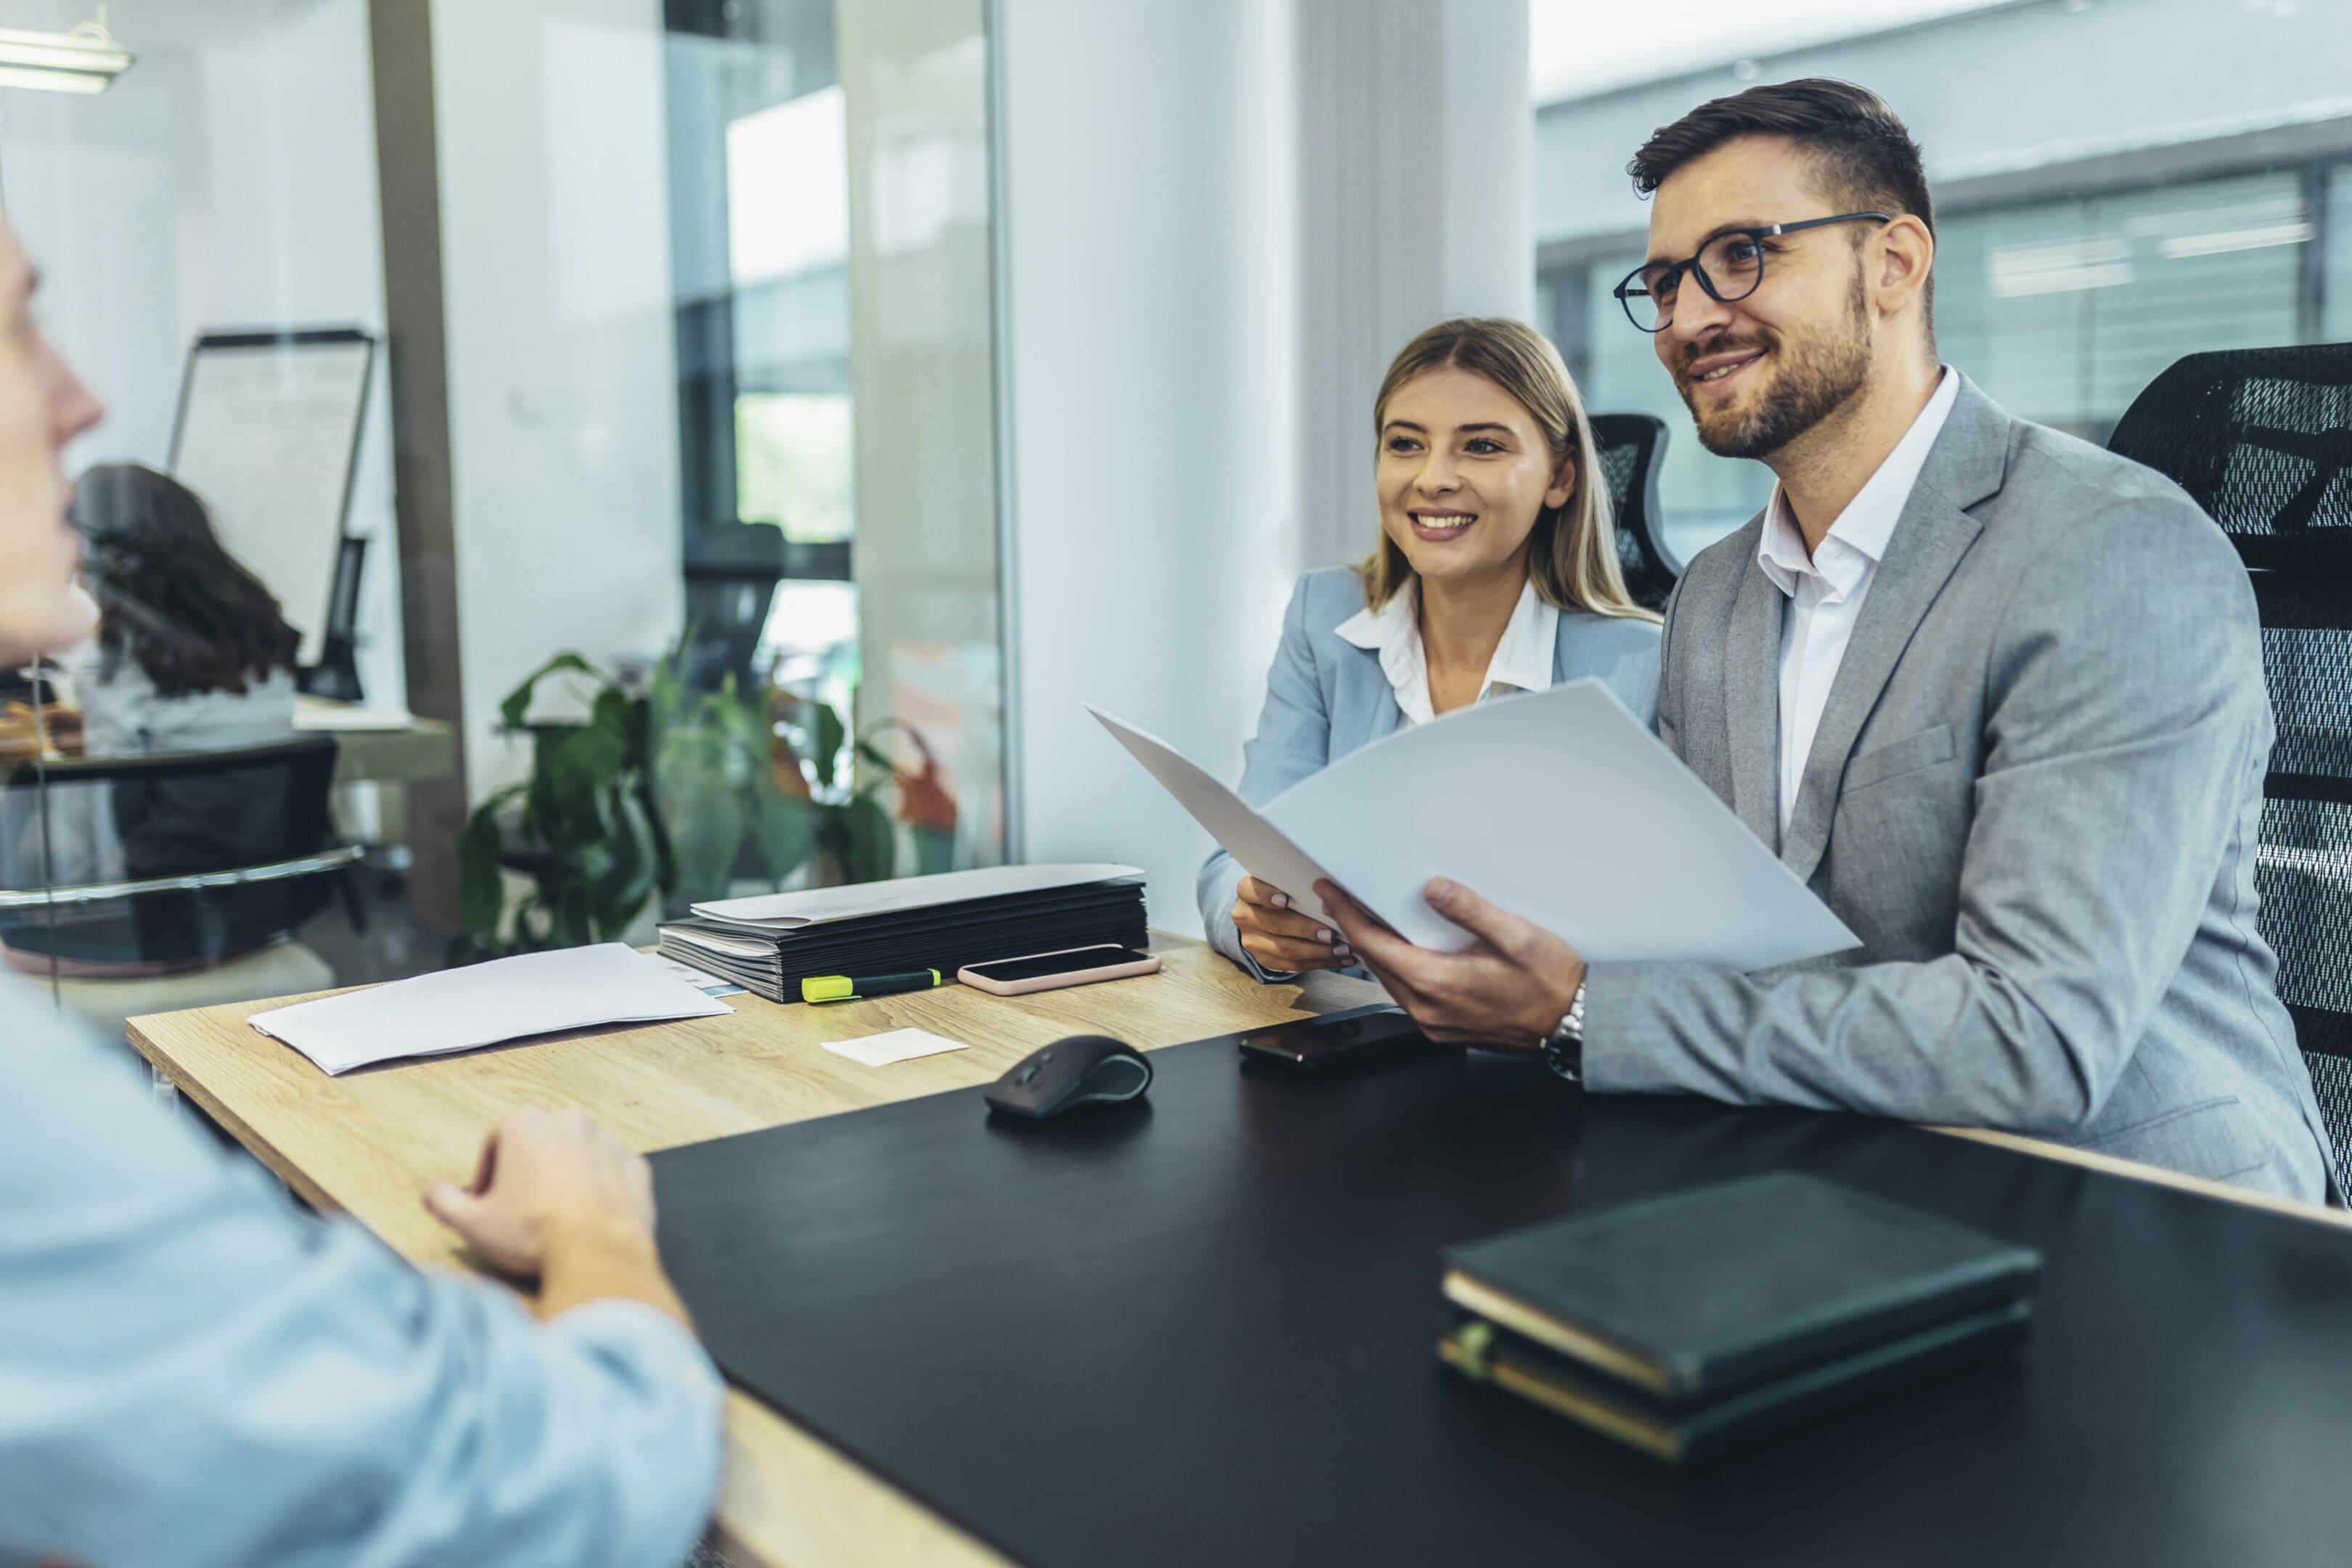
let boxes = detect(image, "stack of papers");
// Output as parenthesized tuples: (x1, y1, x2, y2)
(250, 942, 733, 1075)
(658, 863, 1149, 1003)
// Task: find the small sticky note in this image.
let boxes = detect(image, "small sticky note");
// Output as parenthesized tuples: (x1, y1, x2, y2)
(822, 1027, 971, 1068)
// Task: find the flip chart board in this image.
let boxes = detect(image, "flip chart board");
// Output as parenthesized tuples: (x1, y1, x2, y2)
(168, 329, 375, 666)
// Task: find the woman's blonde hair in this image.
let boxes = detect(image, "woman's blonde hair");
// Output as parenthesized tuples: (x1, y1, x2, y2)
(1359, 317, 1659, 624)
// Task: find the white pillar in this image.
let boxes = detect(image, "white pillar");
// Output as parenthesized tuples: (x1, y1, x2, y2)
(997, 0, 1531, 932)
(1294, 0, 1532, 570)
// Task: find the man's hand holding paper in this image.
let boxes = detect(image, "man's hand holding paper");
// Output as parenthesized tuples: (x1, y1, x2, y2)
(1318, 876, 1583, 1053)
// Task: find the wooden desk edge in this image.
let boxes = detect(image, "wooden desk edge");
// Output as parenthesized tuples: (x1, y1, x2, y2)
(1931, 1123, 2352, 1232)
(128, 1003, 352, 1216)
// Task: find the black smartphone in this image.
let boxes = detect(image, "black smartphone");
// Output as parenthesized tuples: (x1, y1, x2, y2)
(1237, 1007, 1437, 1071)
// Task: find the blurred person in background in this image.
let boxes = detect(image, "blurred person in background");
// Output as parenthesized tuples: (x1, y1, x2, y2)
(64, 462, 300, 758)
(0, 465, 303, 971)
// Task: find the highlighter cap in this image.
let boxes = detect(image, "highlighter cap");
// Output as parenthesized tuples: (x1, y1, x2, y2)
(802, 975, 856, 1003)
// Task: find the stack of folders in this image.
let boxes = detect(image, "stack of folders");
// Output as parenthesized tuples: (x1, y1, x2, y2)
(1437, 1173, 2042, 1464)
(656, 862, 1148, 1003)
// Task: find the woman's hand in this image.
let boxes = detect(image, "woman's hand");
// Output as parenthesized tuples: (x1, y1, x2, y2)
(1230, 875, 1354, 973)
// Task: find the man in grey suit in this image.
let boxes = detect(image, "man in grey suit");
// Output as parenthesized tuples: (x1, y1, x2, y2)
(1320, 79, 2336, 1201)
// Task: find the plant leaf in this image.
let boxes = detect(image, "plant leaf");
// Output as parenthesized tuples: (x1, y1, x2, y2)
(838, 792, 897, 883)
(499, 652, 600, 732)
(455, 785, 526, 944)
(811, 702, 846, 790)
(754, 788, 815, 886)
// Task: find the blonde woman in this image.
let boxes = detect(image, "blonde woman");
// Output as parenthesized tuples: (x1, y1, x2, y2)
(1201, 317, 1663, 980)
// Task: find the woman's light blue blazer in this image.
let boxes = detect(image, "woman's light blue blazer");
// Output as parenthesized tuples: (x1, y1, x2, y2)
(1198, 565, 1663, 979)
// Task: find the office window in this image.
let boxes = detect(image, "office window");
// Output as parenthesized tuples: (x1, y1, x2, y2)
(2327, 164, 2352, 343)
(663, 0, 1006, 885)
(1937, 174, 2308, 447)
(1548, 166, 2330, 563)
(1533, 0, 2352, 562)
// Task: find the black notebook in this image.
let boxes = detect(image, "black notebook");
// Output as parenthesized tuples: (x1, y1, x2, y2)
(1439, 1297, 2032, 1464)
(1442, 1172, 2041, 1402)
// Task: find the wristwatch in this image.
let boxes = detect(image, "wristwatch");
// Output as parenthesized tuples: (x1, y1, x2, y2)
(1540, 978, 1587, 1084)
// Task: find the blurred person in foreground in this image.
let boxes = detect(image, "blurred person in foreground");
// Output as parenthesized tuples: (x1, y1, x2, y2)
(0, 215, 725, 1566)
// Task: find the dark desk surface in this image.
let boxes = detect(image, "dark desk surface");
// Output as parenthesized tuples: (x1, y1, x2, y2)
(653, 1024, 2352, 1568)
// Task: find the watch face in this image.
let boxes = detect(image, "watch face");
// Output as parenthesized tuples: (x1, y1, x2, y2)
(1541, 1032, 1583, 1083)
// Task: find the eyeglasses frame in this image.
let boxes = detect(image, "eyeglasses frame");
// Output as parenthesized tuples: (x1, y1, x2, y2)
(1613, 211, 1894, 333)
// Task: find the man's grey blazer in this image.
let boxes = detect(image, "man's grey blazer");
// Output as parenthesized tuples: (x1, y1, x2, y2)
(1582, 375, 2336, 1202)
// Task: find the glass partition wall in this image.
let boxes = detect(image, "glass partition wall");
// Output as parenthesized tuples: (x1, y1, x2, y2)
(663, 0, 1005, 903)
(0, 0, 1007, 1029)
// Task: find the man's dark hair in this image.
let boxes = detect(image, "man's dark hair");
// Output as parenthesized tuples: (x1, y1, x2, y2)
(73, 463, 303, 699)
(1629, 79, 1935, 314)
(1629, 78, 1932, 226)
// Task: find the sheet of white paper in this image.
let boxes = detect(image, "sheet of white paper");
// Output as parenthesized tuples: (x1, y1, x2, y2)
(1094, 681, 1859, 971)
(642, 952, 745, 995)
(1087, 707, 1344, 925)
(822, 1027, 971, 1067)
(250, 942, 732, 1075)
(695, 862, 1143, 929)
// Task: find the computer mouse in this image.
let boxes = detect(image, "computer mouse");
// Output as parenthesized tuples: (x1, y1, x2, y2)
(984, 1034, 1153, 1119)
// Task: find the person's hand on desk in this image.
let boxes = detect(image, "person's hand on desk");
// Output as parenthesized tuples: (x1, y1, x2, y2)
(424, 1104, 693, 1328)
(1315, 877, 1585, 1053)
(1231, 874, 1356, 972)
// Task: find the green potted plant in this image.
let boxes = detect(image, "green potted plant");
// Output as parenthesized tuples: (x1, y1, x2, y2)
(648, 659, 897, 912)
(452, 647, 902, 962)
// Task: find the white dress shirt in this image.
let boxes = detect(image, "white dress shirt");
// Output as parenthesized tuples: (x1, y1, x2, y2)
(1334, 575, 1559, 728)
(1755, 367, 1960, 839)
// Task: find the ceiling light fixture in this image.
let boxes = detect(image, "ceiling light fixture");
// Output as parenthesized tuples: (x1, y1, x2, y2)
(0, 4, 134, 96)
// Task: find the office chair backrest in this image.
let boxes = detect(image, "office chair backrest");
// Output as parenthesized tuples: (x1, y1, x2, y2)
(682, 520, 787, 696)
(2109, 343, 2352, 1180)
(1588, 413, 1683, 611)
(1, 734, 343, 965)
(2107, 343, 2352, 572)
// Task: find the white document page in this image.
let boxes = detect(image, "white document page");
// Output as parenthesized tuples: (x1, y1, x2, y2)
(250, 942, 732, 1076)
(1093, 681, 1858, 970)
(642, 952, 746, 995)
(1090, 709, 1341, 923)
(694, 862, 1143, 929)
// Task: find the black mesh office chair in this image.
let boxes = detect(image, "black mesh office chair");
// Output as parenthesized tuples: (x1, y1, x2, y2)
(1589, 413, 1683, 611)
(2109, 343, 2352, 1177)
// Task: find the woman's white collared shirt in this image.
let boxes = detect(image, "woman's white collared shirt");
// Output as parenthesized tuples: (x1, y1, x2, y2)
(1333, 577, 1559, 729)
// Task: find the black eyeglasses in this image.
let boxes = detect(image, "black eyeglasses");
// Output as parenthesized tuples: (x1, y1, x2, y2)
(1613, 212, 1891, 332)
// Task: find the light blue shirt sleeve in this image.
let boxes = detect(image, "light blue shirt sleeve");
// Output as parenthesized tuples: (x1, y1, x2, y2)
(1199, 573, 1334, 981)
(0, 980, 725, 1568)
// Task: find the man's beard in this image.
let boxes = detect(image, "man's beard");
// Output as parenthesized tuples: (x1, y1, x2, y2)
(1676, 267, 1872, 461)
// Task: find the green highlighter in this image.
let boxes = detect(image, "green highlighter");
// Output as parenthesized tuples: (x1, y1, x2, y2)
(801, 969, 942, 1005)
